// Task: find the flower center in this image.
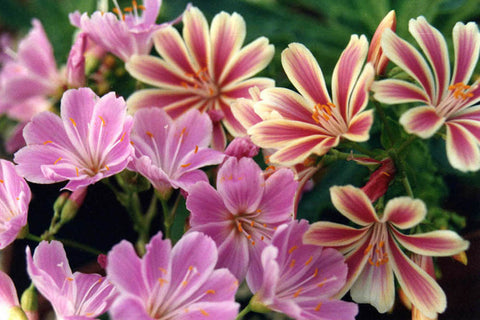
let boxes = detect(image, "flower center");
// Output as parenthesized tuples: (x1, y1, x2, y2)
(181, 67, 219, 99)
(364, 223, 389, 267)
(112, 0, 145, 21)
(312, 102, 336, 123)
(437, 81, 477, 118)
(448, 82, 473, 100)
(234, 212, 275, 246)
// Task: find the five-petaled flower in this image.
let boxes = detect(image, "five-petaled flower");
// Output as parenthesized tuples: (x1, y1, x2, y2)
(372, 17, 480, 172)
(14, 87, 133, 191)
(126, 6, 275, 150)
(106, 231, 239, 320)
(248, 36, 374, 165)
(248, 220, 358, 320)
(303, 185, 469, 318)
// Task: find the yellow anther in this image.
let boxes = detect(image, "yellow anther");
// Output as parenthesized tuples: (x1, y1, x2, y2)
(0, 179, 3, 183)
(314, 302, 322, 311)
(75, 167, 79, 177)
(54, 157, 62, 165)
(305, 256, 313, 265)
(250, 220, 255, 227)
(66, 277, 74, 281)
(43, 140, 53, 145)
(158, 267, 167, 274)
(290, 259, 296, 268)
(364, 244, 373, 255)
(313, 268, 319, 277)
(293, 288, 302, 298)
(256, 209, 262, 213)
(105, 165, 110, 171)
(146, 131, 154, 138)
(124, 7, 133, 12)
(206, 289, 215, 294)
(194, 145, 199, 154)
(69, 117, 77, 127)
(98, 116, 106, 126)
(288, 246, 298, 254)
(120, 132, 126, 142)
(158, 278, 168, 286)
(181, 163, 191, 168)
(200, 309, 209, 316)
(182, 280, 188, 286)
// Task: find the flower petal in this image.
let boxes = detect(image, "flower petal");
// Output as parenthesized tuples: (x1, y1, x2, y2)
(216, 230, 250, 281)
(446, 121, 480, 171)
(187, 181, 230, 225)
(303, 222, 370, 247)
(281, 43, 331, 106)
(230, 98, 261, 131)
(392, 228, 469, 256)
(330, 185, 378, 226)
(452, 22, 480, 85)
(153, 26, 196, 75)
(343, 109, 374, 142)
(182, 7, 210, 69)
(372, 79, 430, 104)
(347, 62, 374, 119)
(382, 196, 426, 229)
(399, 106, 445, 138)
(142, 232, 172, 294)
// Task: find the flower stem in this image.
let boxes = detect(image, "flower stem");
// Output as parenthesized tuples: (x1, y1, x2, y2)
(235, 304, 252, 320)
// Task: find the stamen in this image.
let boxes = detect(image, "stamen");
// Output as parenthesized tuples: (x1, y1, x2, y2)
(0, 180, 4, 183)
(250, 221, 255, 227)
(105, 165, 110, 171)
(181, 163, 191, 168)
(124, 7, 133, 12)
(66, 277, 74, 281)
(194, 145, 199, 154)
(98, 116, 106, 126)
(54, 157, 62, 165)
(237, 222, 243, 233)
(364, 244, 373, 255)
(158, 267, 167, 274)
(305, 256, 313, 265)
(200, 309, 209, 316)
(315, 302, 322, 311)
(266, 165, 276, 172)
(293, 288, 302, 297)
(69, 117, 77, 127)
(146, 131, 154, 138)
(289, 259, 296, 268)
(288, 245, 298, 254)
(75, 167, 79, 177)
(158, 278, 168, 286)
(206, 289, 215, 294)
(43, 140, 53, 145)
(313, 268, 319, 277)
(256, 209, 262, 213)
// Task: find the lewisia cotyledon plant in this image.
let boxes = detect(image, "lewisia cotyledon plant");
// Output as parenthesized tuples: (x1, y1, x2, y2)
(14, 87, 133, 191)
(129, 107, 224, 195)
(303, 185, 469, 318)
(0, 160, 31, 249)
(372, 17, 480, 172)
(248, 35, 374, 166)
(126, 6, 275, 150)
(26, 240, 117, 319)
(186, 156, 297, 281)
(106, 231, 239, 320)
(248, 220, 358, 320)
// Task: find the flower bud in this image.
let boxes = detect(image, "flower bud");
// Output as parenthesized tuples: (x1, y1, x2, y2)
(367, 10, 396, 75)
(7, 306, 28, 320)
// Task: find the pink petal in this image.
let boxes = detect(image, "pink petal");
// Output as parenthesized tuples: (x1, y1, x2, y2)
(350, 257, 395, 313)
(382, 197, 426, 229)
(338, 234, 371, 297)
(211, 120, 227, 151)
(381, 29, 435, 102)
(14, 145, 65, 184)
(174, 301, 239, 320)
(216, 230, 250, 281)
(218, 98, 246, 137)
(109, 296, 152, 320)
(220, 37, 274, 86)
(347, 63, 374, 119)
(142, 232, 172, 294)
(343, 109, 374, 142)
(210, 12, 246, 80)
(409, 17, 450, 104)
(446, 122, 480, 171)
(182, 7, 210, 69)
(399, 106, 445, 138)
(0, 270, 19, 307)
(449, 119, 480, 144)
(387, 235, 446, 318)
(330, 185, 379, 226)
(281, 43, 331, 106)
(230, 98, 262, 131)
(452, 22, 480, 85)
(372, 79, 430, 104)
(303, 222, 370, 247)
(187, 181, 230, 225)
(391, 228, 470, 256)
(222, 77, 274, 99)
(332, 35, 369, 120)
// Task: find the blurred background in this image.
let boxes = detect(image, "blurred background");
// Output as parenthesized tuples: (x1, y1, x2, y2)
(1, 0, 480, 319)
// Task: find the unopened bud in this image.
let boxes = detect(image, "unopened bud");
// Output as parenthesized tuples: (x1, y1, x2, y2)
(7, 306, 28, 320)
(20, 285, 37, 314)
(60, 187, 87, 223)
(53, 192, 69, 213)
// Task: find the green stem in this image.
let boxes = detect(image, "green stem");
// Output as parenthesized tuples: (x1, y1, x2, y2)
(160, 196, 173, 239)
(341, 141, 377, 158)
(26, 233, 103, 256)
(373, 100, 395, 148)
(235, 304, 252, 320)
(389, 150, 414, 198)
(396, 135, 417, 155)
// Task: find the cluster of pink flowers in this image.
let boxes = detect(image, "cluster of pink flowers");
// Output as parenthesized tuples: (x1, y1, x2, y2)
(0, 1, 475, 320)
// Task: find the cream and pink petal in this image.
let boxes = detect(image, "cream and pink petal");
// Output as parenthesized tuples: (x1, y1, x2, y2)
(222, 77, 275, 99)
(409, 17, 450, 104)
(330, 185, 379, 226)
(347, 63, 374, 119)
(343, 109, 374, 142)
(399, 106, 445, 138)
(391, 228, 469, 256)
(387, 235, 446, 318)
(372, 79, 431, 104)
(449, 119, 480, 144)
(182, 7, 210, 69)
(281, 43, 331, 106)
(230, 98, 262, 131)
(269, 135, 337, 166)
(337, 236, 371, 297)
(381, 29, 435, 101)
(127, 89, 201, 114)
(446, 122, 480, 172)
(152, 26, 196, 74)
(303, 222, 370, 247)
(382, 197, 426, 229)
(452, 22, 480, 85)
(218, 98, 248, 137)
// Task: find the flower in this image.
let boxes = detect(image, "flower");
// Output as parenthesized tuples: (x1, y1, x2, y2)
(0, 270, 28, 320)
(70, 0, 184, 62)
(126, 6, 275, 150)
(248, 220, 358, 320)
(0, 160, 31, 249)
(367, 10, 396, 75)
(106, 231, 239, 320)
(129, 107, 224, 195)
(26, 240, 117, 319)
(14, 87, 133, 191)
(372, 17, 480, 171)
(186, 157, 297, 281)
(248, 36, 374, 166)
(303, 185, 469, 318)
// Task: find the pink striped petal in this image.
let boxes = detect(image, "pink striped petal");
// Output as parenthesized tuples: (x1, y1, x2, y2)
(230, 98, 261, 131)
(348, 63, 374, 119)
(391, 228, 469, 256)
(381, 29, 435, 102)
(449, 119, 480, 144)
(210, 12, 246, 80)
(249, 119, 325, 148)
(220, 37, 274, 86)
(152, 26, 196, 75)
(445, 122, 480, 171)
(256, 87, 315, 123)
(269, 135, 338, 166)
(330, 185, 379, 226)
(350, 257, 395, 313)
(332, 35, 369, 120)
(303, 222, 370, 247)
(182, 7, 210, 69)
(452, 22, 480, 85)
(450, 104, 480, 122)
(409, 17, 450, 104)
(372, 79, 430, 104)
(343, 109, 374, 142)
(387, 236, 446, 318)
(281, 43, 331, 106)
(337, 235, 371, 297)
(382, 197, 426, 229)
(126, 55, 190, 89)
(399, 106, 444, 138)
(218, 99, 246, 137)
(222, 77, 274, 99)
(126, 89, 201, 113)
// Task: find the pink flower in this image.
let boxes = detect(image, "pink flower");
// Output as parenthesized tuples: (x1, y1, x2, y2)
(0, 270, 27, 320)
(26, 240, 117, 319)
(126, 6, 275, 150)
(367, 10, 396, 75)
(372, 17, 480, 171)
(248, 36, 374, 165)
(106, 231, 239, 320)
(248, 220, 358, 320)
(70, 0, 184, 62)
(303, 185, 469, 318)
(14, 88, 133, 191)
(186, 157, 297, 281)
(129, 108, 224, 195)
(0, 160, 31, 249)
